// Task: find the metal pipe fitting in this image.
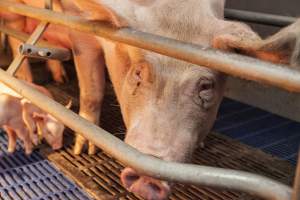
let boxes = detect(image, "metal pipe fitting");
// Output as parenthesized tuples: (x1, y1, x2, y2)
(19, 43, 71, 61)
(0, 25, 71, 60)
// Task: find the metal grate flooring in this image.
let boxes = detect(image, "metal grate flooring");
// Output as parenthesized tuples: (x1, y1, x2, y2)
(40, 83, 295, 200)
(0, 134, 91, 200)
(214, 98, 300, 165)
(0, 78, 297, 200)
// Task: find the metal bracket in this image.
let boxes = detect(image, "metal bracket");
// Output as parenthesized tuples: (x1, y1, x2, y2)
(6, 0, 53, 76)
(19, 43, 71, 61)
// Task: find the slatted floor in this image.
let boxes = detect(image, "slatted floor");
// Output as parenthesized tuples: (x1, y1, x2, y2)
(0, 134, 91, 200)
(0, 72, 297, 199)
(215, 98, 300, 165)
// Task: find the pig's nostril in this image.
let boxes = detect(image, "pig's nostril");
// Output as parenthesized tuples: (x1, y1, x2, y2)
(121, 168, 141, 189)
(148, 182, 162, 193)
(126, 173, 140, 183)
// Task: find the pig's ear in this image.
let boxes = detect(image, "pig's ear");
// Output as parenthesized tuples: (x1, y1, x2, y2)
(73, 0, 127, 27)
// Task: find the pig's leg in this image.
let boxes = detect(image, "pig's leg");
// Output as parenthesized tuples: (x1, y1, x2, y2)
(6, 15, 33, 82)
(22, 103, 39, 146)
(213, 19, 300, 67)
(47, 60, 69, 84)
(3, 125, 17, 153)
(69, 31, 105, 155)
(15, 127, 33, 155)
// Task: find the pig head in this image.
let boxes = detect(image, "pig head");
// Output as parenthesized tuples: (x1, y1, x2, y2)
(73, 0, 300, 199)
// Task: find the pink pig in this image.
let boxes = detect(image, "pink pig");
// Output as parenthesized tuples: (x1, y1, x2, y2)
(1, 0, 300, 199)
(0, 81, 67, 154)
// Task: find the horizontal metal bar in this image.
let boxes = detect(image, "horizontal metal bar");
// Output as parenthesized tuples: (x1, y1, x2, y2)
(0, 68, 292, 200)
(225, 9, 296, 27)
(19, 44, 71, 61)
(0, 25, 71, 56)
(0, 1, 300, 92)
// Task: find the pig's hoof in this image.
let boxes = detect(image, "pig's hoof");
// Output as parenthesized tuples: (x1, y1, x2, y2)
(7, 147, 15, 154)
(74, 134, 87, 155)
(88, 142, 97, 155)
(74, 143, 84, 155)
(53, 73, 69, 84)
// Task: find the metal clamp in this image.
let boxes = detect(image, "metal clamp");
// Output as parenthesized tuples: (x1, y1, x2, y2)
(19, 43, 71, 61)
(6, 0, 53, 76)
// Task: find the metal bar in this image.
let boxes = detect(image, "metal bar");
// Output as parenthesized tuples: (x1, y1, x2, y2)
(225, 9, 296, 27)
(292, 151, 300, 200)
(0, 68, 292, 200)
(19, 44, 71, 61)
(0, 2, 300, 93)
(6, 23, 48, 75)
(6, 0, 52, 75)
(0, 25, 71, 57)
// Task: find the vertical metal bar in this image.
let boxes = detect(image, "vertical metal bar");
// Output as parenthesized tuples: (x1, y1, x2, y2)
(6, 0, 52, 75)
(292, 150, 300, 200)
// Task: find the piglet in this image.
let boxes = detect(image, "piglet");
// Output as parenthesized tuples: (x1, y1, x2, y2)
(0, 81, 68, 154)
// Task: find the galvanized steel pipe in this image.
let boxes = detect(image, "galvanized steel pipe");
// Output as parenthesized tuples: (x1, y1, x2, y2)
(0, 1, 300, 92)
(19, 44, 71, 61)
(0, 69, 292, 200)
(0, 25, 71, 60)
(225, 9, 296, 27)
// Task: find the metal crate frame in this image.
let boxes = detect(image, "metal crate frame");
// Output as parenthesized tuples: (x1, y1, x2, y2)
(0, 1, 299, 200)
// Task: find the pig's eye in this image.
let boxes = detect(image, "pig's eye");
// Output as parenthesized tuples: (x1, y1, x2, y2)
(197, 79, 215, 109)
(199, 79, 214, 91)
(134, 69, 142, 82)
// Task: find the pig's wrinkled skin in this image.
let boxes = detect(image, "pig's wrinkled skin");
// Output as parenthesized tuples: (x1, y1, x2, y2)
(0, 82, 65, 154)
(2, 0, 300, 199)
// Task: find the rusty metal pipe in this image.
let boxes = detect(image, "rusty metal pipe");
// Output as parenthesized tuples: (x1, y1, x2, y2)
(292, 151, 300, 200)
(0, 1, 300, 92)
(19, 44, 71, 61)
(0, 69, 292, 200)
(225, 9, 296, 27)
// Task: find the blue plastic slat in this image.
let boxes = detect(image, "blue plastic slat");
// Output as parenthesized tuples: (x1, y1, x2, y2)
(215, 98, 300, 165)
(0, 133, 91, 200)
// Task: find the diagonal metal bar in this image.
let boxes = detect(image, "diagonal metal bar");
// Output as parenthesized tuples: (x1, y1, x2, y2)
(6, 0, 52, 76)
